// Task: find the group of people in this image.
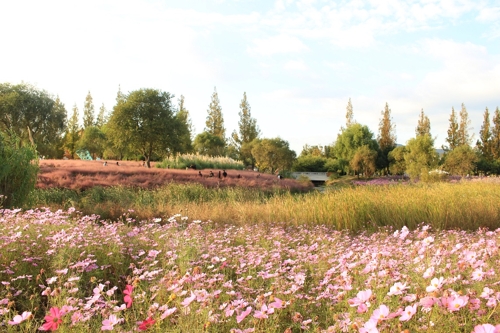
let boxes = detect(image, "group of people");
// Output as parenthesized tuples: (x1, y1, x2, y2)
(199, 170, 229, 178)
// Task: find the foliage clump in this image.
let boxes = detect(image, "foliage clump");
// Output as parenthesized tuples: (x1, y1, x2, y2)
(0, 131, 39, 207)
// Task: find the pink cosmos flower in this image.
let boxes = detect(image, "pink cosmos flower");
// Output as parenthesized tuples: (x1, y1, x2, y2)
(8, 311, 32, 325)
(160, 307, 177, 320)
(102, 314, 121, 331)
(348, 289, 372, 307)
(447, 295, 468, 312)
(399, 304, 417, 321)
(39, 307, 63, 331)
(269, 297, 284, 309)
(181, 291, 196, 307)
(473, 324, 500, 333)
(123, 285, 133, 308)
(359, 319, 379, 333)
(370, 304, 389, 322)
(425, 277, 444, 293)
(236, 306, 252, 323)
(387, 282, 408, 296)
(138, 317, 156, 331)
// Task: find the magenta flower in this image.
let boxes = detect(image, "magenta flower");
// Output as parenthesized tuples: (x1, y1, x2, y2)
(123, 285, 133, 308)
(39, 307, 63, 331)
(138, 317, 156, 331)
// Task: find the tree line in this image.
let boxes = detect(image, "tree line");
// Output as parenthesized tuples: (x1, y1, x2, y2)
(1, 82, 498, 178)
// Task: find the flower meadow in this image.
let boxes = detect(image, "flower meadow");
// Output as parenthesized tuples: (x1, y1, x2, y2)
(1, 208, 500, 332)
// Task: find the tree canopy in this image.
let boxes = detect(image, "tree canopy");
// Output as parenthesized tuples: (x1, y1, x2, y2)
(107, 88, 181, 167)
(251, 138, 296, 174)
(0, 83, 66, 158)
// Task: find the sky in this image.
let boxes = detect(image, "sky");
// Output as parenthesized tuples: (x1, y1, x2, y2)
(1, 0, 499, 155)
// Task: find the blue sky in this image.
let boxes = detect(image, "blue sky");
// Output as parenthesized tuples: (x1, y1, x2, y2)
(1, 0, 499, 154)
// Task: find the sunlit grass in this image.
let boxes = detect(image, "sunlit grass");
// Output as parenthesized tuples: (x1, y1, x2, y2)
(29, 180, 500, 232)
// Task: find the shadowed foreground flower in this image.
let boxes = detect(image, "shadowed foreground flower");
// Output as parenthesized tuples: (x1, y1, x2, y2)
(473, 324, 500, 333)
(123, 285, 133, 308)
(138, 317, 156, 331)
(8, 311, 32, 325)
(39, 307, 63, 331)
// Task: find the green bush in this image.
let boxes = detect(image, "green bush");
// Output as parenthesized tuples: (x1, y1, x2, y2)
(0, 131, 39, 208)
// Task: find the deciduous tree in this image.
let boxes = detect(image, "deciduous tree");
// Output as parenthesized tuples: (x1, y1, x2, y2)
(443, 107, 459, 151)
(404, 135, 438, 181)
(0, 83, 66, 158)
(64, 104, 80, 159)
(83, 91, 95, 129)
(458, 103, 472, 146)
(350, 145, 377, 178)
(490, 107, 500, 159)
(175, 95, 194, 154)
(442, 144, 477, 176)
(388, 145, 407, 175)
(107, 88, 181, 167)
(251, 138, 296, 174)
(333, 123, 379, 174)
(377, 102, 396, 173)
(193, 131, 225, 157)
(231, 92, 260, 166)
(477, 107, 492, 161)
(205, 87, 226, 144)
(416, 108, 431, 137)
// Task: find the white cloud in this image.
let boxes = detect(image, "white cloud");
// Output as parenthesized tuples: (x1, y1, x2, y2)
(476, 6, 500, 21)
(248, 34, 309, 56)
(283, 59, 308, 71)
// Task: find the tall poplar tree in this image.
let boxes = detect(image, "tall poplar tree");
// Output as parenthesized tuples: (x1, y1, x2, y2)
(477, 107, 492, 160)
(96, 103, 107, 128)
(377, 102, 396, 173)
(83, 91, 95, 129)
(415, 108, 431, 137)
(175, 95, 194, 154)
(346, 98, 354, 128)
(443, 107, 459, 151)
(205, 87, 226, 142)
(231, 92, 260, 165)
(64, 104, 80, 159)
(491, 107, 500, 159)
(458, 103, 472, 146)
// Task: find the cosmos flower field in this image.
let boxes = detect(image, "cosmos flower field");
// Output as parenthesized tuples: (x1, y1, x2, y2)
(1, 207, 500, 332)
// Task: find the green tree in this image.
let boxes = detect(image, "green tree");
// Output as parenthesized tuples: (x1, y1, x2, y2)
(350, 145, 377, 178)
(443, 107, 459, 151)
(107, 88, 181, 168)
(377, 102, 396, 173)
(388, 145, 407, 175)
(0, 130, 39, 208)
(175, 95, 194, 154)
(104, 86, 131, 160)
(251, 138, 296, 174)
(64, 104, 81, 159)
(83, 91, 95, 129)
(231, 92, 260, 166)
(490, 107, 500, 159)
(476, 107, 492, 161)
(404, 135, 438, 181)
(96, 103, 107, 128)
(458, 103, 472, 146)
(78, 126, 106, 159)
(333, 123, 379, 174)
(0, 83, 66, 158)
(300, 144, 325, 157)
(292, 155, 327, 172)
(193, 131, 225, 157)
(205, 87, 226, 143)
(346, 97, 354, 128)
(442, 144, 478, 176)
(416, 108, 431, 137)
